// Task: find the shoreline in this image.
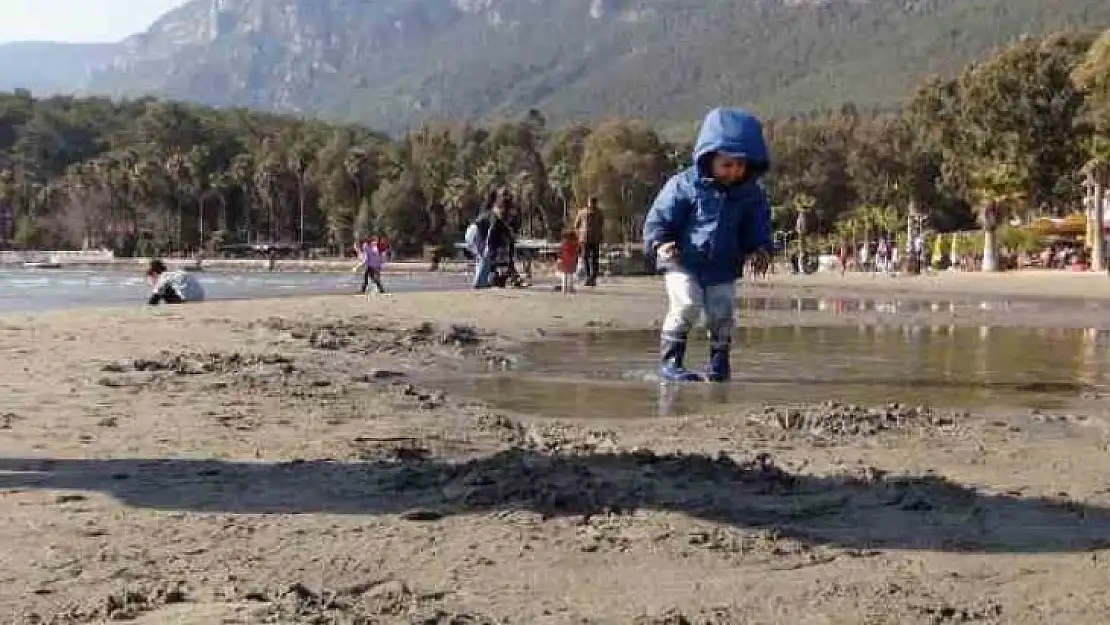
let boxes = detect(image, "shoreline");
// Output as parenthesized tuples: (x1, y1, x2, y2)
(6, 267, 1110, 317)
(4, 273, 1110, 622)
(0, 257, 468, 275)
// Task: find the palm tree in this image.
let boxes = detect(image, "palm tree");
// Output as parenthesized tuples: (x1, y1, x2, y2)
(792, 193, 816, 262)
(287, 144, 313, 246)
(441, 175, 471, 235)
(229, 153, 255, 243)
(969, 162, 1026, 272)
(1084, 140, 1110, 271)
(547, 160, 574, 229)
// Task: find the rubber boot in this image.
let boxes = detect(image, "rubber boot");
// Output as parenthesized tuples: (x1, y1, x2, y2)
(705, 346, 731, 382)
(660, 337, 703, 382)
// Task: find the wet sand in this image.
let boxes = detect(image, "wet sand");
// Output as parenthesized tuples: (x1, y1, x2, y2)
(4, 271, 1110, 623)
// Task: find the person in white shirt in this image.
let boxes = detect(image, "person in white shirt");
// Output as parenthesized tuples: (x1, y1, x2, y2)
(146, 259, 205, 305)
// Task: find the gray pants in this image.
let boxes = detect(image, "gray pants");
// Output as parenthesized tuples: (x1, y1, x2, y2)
(660, 271, 735, 348)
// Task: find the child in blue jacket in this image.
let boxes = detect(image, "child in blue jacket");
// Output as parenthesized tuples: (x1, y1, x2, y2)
(642, 108, 772, 382)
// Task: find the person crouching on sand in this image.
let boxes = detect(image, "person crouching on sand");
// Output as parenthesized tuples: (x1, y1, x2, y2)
(358, 236, 387, 294)
(557, 230, 580, 294)
(146, 259, 205, 305)
(643, 107, 773, 383)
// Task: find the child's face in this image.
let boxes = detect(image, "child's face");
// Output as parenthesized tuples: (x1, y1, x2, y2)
(710, 154, 748, 185)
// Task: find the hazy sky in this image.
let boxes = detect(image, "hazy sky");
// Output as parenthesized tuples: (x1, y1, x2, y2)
(0, 0, 188, 43)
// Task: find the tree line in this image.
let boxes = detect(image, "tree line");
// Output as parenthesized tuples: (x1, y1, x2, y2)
(0, 30, 1108, 259)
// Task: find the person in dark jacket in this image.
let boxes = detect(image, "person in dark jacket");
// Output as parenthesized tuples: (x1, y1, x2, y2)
(471, 190, 516, 289)
(643, 108, 773, 383)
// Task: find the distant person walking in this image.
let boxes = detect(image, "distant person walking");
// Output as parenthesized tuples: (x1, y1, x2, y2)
(573, 196, 605, 286)
(357, 237, 386, 294)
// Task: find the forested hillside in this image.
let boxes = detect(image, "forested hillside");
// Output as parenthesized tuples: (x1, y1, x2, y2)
(77, 0, 1110, 131)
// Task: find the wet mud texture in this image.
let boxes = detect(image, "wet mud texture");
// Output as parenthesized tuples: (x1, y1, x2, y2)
(746, 402, 968, 444)
(5, 410, 1103, 623)
(7, 285, 1110, 623)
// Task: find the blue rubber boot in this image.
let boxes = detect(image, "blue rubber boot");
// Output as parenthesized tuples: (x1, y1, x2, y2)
(660, 337, 704, 383)
(705, 346, 731, 382)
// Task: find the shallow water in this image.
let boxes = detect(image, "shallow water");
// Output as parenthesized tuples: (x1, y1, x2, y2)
(0, 268, 469, 313)
(445, 325, 1110, 418)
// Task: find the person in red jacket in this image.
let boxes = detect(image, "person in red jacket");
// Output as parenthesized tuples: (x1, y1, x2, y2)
(557, 230, 580, 294)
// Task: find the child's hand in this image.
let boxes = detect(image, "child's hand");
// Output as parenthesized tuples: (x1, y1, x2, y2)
(657, 242, 678, 261)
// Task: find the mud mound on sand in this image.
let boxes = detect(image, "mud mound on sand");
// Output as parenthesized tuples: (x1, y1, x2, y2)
(100, 351, 293, 376)
(238, 579, 498, 624)
(747, 402, 966, 442)
(33, 579, 499, 624)
(95, 351, 304, 395)
(255, 316, 514, 370)
(41, 581, 189, 623)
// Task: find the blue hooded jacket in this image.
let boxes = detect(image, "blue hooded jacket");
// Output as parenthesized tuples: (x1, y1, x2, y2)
(642, 108, 772, 285)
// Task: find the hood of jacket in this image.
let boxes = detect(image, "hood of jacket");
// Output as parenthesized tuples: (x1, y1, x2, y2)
(692, 108, 770, 182)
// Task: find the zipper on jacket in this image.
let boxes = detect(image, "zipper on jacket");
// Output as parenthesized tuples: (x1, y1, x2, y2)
(707, 189, 724, 259)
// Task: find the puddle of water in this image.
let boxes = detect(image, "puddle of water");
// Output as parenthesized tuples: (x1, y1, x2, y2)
(442, 325, 1110, 419)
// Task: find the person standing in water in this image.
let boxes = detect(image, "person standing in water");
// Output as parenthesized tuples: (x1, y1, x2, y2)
(643, 108, 772, 382)
(357, 237, 387, 294)
(146, 259, 205, 305)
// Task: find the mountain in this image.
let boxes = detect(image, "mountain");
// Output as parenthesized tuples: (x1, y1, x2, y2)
(66, 0, 1110, 131)
(0, 42, 118, 95)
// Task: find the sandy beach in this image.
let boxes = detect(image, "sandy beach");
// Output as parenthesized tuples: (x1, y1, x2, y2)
(5, 270, 1110, 624)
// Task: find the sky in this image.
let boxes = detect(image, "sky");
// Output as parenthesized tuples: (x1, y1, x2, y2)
(0, 0, 188, 43)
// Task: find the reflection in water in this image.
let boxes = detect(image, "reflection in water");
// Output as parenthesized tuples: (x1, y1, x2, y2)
(441, 325, 1110, 419)
(739, 296, 1014, 316)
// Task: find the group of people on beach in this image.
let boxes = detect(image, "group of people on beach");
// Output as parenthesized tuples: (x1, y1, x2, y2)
(464, 188, 605, 293)
(141, 107, 773, 387)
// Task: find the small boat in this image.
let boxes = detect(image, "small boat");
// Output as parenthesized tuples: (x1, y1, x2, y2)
(23, 262, 63, 269)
